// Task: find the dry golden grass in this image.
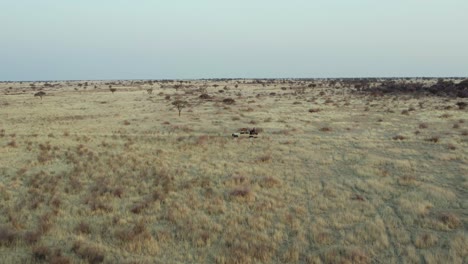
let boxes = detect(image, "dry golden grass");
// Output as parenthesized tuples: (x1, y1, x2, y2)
(0, 79, 467, 263)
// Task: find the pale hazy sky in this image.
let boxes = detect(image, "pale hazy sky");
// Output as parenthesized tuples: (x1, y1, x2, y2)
(1, 0, 467, 80)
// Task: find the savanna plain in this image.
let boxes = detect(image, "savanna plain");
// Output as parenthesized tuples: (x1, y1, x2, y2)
(0, 78, 467, 264)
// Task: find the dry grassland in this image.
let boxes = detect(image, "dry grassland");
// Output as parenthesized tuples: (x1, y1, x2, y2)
(0, 79, 467, 263)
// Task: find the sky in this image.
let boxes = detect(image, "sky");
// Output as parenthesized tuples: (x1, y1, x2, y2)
(0, 0, 467, 80)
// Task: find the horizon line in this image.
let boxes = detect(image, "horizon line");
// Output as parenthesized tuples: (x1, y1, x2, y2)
(1, 76, 467, 82)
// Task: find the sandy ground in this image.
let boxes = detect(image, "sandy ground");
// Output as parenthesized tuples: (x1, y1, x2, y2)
(0, 79, 467, 263)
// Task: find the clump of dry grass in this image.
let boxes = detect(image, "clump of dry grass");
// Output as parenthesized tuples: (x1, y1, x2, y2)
(72, 241, 105, 263)
(0, 226, 19, 246)
(425, 136, 440, 143)
(32, 246, 71, 263)
(114, 221, 151, 243)
(415, 233, 438, 248)
(398, 175, 418, 186)
(229, 186, 253, 199)
(308, 108, 321, 113)
(228, 174, 248, 185)
(323, 247, 370, 264)
(419, 123, 429, 129)
(456, 101, 467, 110)
(256, 154, 272, 163)
(447, 144, 456, 150)
(222, 98, 235, 105)
(6, 140, 17, 147)
(258, 176, 281, 188)
(23, 230, 41, 245)
(393, 135, 406, 140)
(130, 200, 151, 214)
(314, 231, 334, 245)
(438, 212, 461, 229)
(351, 194, 366, 201)
(74, 222, 91, 235)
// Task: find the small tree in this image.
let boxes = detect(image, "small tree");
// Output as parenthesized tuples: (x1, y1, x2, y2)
(172, 100, 189, 117)
(109, 86, 116, 93)
(34, 91, 46, 100)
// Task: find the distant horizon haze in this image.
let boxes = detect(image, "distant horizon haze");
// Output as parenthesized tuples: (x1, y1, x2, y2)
(1, 1, 467, 81)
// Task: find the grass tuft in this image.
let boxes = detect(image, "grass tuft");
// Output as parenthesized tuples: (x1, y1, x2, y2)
(438, 212, 461, 229)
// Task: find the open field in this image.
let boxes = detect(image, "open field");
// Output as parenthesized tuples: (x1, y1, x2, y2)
(0, 79, 467, 263)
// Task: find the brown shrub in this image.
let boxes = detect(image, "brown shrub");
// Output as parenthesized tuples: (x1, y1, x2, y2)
(199, 93, 211, 99)
(38, 244, 67, 263)
(319, 127, 332, 132)
(256, 154, 272, 163)
(24, 230, 41, 245)
(222, 98, 235, 104)
(7, 140, 17, 147)
(74, 222, 91, 235)
(308, 108, 321, 113)
(130, 201, 150, 214)
(115, 221, 150, 242)
(415, 233, 438, 248)
(425, 136, 440, 143)
(113, 187, 124, 198)
(352, 194, 366, 201)
(438, 212, 461, 229)
(72, 241, 105, 264)
(229, 175, 248, 185)
(456, 101, 467, 110)
(392, 135, 406, 140)
(0, 226, 18, 246)
(419, 123, 428, 129)
(398, 175, 417, 186)
(38, 213, 53, 234)
(230, 187, 252, 198)
(259, 176, 281, 188)
(32, 245, 50, 261)
(323, 247, 370, 264)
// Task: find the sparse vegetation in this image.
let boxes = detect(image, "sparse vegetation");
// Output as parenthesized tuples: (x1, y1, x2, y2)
(0, 79, 466, 263)
(171, 99, 189, 117)
(222, 98, 235, 105)
(34, 91, 46, 99)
